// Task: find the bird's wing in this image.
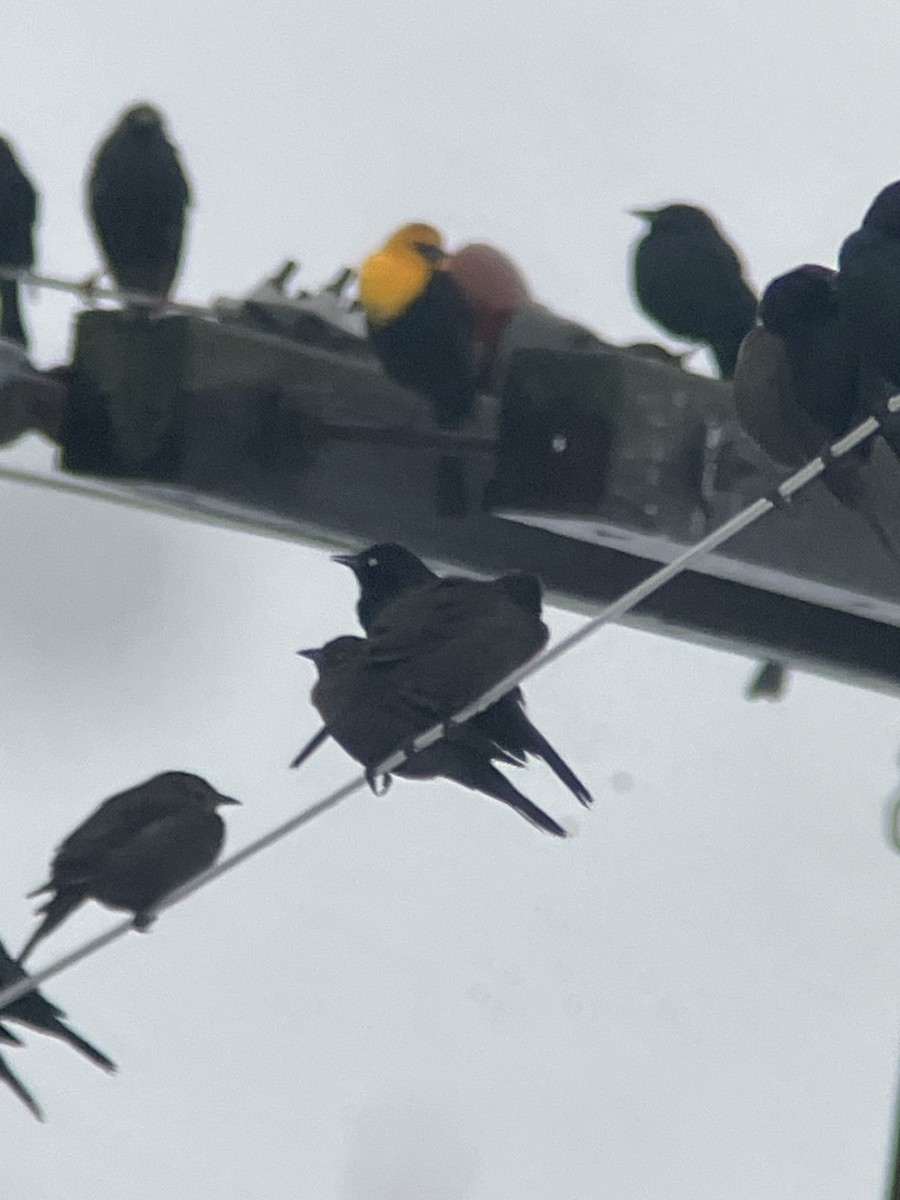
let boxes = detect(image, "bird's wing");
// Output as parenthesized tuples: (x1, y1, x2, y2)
(50, 784, 192, 884)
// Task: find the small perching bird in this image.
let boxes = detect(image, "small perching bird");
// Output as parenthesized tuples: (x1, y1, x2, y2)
(0, 136, 38, 349)
(87, 102, 192, 301)
(321, 543, 593, 805)
(734, 263, 900, 566)
(300, 635, 567, 837)
(630, 203, 757, 378)
(20, 771, 239, 962)
(358, 223, 533, 515)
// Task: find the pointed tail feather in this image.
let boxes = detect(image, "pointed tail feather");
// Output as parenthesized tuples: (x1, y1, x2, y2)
(38, 1018, 116, 1074)
(0, 1054, 43, 1121)
(453, 757, 567, 837)
(289, 725, 330, 769)
(474, 698, 593, 805)
(19, 890, 86, 963)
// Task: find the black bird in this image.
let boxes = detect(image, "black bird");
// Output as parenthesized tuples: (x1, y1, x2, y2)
(630, 203, 757, 378)
(300, 636, 567, 837)
(358, 223, 475, 516)
(0, 938, 115, 1074)
(734, 264, 900, 564)
(0, 137, 38, 349)
(321, 543, 593, 805)
(87, 103, 191, 299)
(20, 772, 239, 962)
(838, 180, 900, 453)
(0, 1025, 42, 1120)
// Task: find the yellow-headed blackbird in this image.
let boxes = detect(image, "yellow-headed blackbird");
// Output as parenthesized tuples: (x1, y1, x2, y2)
(87, 103, 191, 299)
(0, 137, 37, 349)
(20, 772, 239, 962)
(300, 635, 566, 836)
(359, 223, 477, 429)
(630, 203, 757, 378)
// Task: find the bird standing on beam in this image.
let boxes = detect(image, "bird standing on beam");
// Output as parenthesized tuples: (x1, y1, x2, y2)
(358, 223, 532, 515)
(87, 103, 192, 302)
(0, 137, 38, 349)
(630, 203, 757, 378)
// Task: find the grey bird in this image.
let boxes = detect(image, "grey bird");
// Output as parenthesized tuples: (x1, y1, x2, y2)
(87, 102, 192, 299)
(20, 772, 239, 962)
(630, 203, 757, 378)
(292, 543, 592, 806)
(0, 137, 38, 349)
(300, 636, 567, 836)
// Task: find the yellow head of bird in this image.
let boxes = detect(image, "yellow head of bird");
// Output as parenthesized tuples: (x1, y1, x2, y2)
(358, 223, 448, 324)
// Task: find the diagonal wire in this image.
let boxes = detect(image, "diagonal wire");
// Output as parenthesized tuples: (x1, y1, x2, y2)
(0, 394, 897, 1011)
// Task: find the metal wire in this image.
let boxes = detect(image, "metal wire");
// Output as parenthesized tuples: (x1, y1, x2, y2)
(0, 378, 895, 1010)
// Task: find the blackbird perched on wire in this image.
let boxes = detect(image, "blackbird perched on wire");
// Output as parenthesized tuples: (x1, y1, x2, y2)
(300, 635, 567, 836)
(0, 137, 38, 349)
(20, 772, 239, 962)
(630, 203, 757, 378)
(0, 937, 115, 1120)
(838, 180, 900, 456)
(734, 263, 900, 566)
(87, 102, 192, 300)
(291, 543, 592, 805)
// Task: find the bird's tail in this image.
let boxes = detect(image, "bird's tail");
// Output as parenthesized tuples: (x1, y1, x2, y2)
(450, 754, 567, 837)
(0, 279, 28, 349)
(40, 1017, 116, 1074)
(475, 699, 592, 805)
(289, 725, 330, 769)
(19, 889, 87, 964)
(516, 719, 593, 807)
(0, 1053, 43, 1121)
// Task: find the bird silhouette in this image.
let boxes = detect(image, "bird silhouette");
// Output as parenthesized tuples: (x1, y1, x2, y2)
(630, 203, 757, 378)
(20, 771, 239, 962)
(87, 102, 192, 300)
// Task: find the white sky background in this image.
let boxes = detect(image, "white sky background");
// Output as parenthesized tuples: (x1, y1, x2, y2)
(1, 1, 899, 1197)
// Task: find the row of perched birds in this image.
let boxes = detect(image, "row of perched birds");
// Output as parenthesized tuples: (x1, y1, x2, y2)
(1, 543, 589, 1118)
(5, 99, 899, 517)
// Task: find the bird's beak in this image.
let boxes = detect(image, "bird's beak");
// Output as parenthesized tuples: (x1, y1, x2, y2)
(217, 795, 241, 806)
(331, 552, 359, 569)
(297, 647, 321, 663)
(413, 242, 448, 264)
(628, 208, 655, 221)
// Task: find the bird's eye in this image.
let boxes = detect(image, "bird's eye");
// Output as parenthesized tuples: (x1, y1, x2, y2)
(367, 556, 378, 567)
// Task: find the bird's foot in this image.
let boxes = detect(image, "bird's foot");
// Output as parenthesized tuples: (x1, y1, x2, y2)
(78, 272, 104, 304)
(132, 911, 158, 933)
(365, 769, 392, 796)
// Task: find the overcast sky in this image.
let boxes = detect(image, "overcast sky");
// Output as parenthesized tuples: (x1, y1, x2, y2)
(1, 2, 900, 1198)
